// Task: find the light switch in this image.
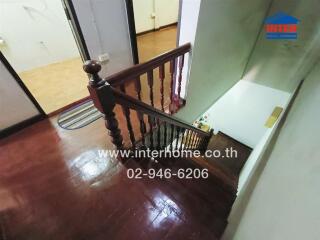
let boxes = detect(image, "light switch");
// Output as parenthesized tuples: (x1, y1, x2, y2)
(98, 53, 110, 63)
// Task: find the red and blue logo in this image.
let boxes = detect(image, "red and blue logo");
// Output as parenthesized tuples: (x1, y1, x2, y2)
(265, 12, 300, 40)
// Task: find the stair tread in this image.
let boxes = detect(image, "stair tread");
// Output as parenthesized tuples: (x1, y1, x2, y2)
(206, 132, 252, 178)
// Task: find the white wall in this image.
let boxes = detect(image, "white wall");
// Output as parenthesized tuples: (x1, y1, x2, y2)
(224, 60, 320, 240)
(0, 0, 79, 72)
(178, 0, 201, 98)
(0, 57, 39, 130)
(197, 80, 290, 148)
(71, 0, 133, 77)
(132, 0, 179, 34)
(176, 0, 273, 122)
(242, 0, 320, 93)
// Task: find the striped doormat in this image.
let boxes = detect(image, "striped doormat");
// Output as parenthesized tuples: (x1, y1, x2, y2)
(58, 100, 103, 130)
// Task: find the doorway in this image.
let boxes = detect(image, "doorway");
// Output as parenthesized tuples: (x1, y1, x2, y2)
(130, 0, 180, 63)
(0, 0, 88, 114)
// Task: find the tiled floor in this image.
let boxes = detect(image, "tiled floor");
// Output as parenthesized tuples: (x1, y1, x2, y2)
(18, 26, 177, 114)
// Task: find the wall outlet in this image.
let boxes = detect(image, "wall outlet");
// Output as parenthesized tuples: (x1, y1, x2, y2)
(98, 53, 110, 63)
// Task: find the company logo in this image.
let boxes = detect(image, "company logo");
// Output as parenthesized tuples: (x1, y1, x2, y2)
(265, 12, 300, 40)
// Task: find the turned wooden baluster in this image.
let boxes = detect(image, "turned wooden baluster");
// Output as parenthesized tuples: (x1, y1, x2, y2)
(134, 76, 142, 101)
(177, 54, 185, 107)
(157, 119, 161, 149)
(169, 59, 176, 114)
(195, 135, 201, 149)
(159, 64, 165, 112)
(84, 60, 123, 149)
(179, 128, 185, 151)
(148, 116, 154, 149)
(175, 126, 180, 150)
(159, 64, 167, 148)
(189, 132, 195, 149)
(147, 70, 154, 107)
(138, 114, 146, 146)
(186, 130, 193, 150)
(120, 84, 136, 148)
(133, 76, 146, 146)
(163, 121, 167, 148)
(192, 133, 198, 149)
(170, 124, 175, 150)
(147, 69, 156, 145)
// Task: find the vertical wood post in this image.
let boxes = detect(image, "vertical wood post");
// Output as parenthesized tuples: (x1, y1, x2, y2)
(199, 129, 213, 153)
(83, 60, 123, 149)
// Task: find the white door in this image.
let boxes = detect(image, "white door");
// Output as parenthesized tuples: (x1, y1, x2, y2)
(0, 54, 40, 131)
(132, 0, 179, 34)
(64, 0, 134, 77)
(133, 0, 155, 33)
(154, 0, 179, 29)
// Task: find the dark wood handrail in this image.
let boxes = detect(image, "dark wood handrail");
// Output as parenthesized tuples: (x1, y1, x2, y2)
(106, 43, 191, 86)
(111, 86, 210, 137)
(83, 44, 211, 152)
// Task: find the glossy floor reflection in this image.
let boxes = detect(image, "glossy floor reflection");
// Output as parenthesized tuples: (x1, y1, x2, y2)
(0, 117, 238, 240)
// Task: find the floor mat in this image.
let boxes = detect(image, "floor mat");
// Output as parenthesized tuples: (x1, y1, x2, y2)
(57, 100, 103, 130)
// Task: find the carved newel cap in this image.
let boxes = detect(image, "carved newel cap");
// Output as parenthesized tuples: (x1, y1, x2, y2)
(83, 60, 102, 86)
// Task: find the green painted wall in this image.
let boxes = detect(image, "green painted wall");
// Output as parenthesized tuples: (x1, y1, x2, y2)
(176, 0, 272, 122)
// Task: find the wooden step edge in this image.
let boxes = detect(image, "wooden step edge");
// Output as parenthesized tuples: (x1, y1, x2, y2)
(190, 156, 237, 191)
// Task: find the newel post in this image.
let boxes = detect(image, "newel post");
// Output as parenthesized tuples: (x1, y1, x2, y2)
(83, 60, 123, 149)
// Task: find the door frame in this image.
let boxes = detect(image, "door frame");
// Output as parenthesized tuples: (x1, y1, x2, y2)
(62, 0, 91, 61)
(62, 0, 139, 65)
(124, 0, 139, 64)
(124, 0, 181, 64)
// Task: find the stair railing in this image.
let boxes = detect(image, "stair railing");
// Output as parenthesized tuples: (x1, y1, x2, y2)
(104, 43, 191, 114)
(84, 44, 212, 155)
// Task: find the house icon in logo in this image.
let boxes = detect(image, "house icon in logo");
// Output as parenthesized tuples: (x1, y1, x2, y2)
(265, 12, 300, 40)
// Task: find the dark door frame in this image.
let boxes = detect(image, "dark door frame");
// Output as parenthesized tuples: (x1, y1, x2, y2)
(124, 0, 139, 64)
(124, 0, 181, 64)
(63, 0, 139, 65)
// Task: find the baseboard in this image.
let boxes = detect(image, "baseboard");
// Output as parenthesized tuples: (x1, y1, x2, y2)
(136, 22, 177, 36)
(0, 114, 45, 139)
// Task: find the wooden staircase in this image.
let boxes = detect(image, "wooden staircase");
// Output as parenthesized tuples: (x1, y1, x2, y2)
(83, 43, 212, 153)
(83, 43, 252, 239)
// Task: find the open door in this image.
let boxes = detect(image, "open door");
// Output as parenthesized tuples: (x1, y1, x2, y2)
(62, 0, 138, 76)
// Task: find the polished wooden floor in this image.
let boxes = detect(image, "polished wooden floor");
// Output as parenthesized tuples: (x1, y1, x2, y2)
(0, 115, 251, 240)
(19, 26, 177, 114)
(137, 25, 177, 62)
